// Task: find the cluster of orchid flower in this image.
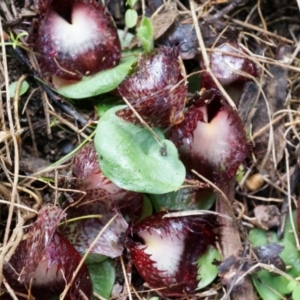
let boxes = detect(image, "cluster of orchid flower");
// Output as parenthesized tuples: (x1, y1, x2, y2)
(3, 0, 259, 299)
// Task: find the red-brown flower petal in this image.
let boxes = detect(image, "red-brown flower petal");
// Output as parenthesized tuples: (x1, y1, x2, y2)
(201, 42, 258, 89)
(126, 211, 218, 296)
(117, 47, 187, 127)
(170, 89, 248, 184)
(35, 0, 121, 79)
(4, 206, 92, 299)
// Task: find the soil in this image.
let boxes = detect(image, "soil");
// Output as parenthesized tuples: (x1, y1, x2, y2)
(1, 0, 300, 299)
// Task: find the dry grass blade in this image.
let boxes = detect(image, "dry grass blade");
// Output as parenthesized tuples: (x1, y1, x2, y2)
(0, 17, 22, 286)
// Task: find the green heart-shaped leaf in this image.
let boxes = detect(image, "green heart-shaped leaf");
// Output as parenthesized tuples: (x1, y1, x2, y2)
(252, 270, 292, 300)
(136, 17, 154, 53)
(292, 285, 300, 300)
(150, 188, 215, 212)
(88, 259, 115, 299)
(125, 9, 138, 28)
(197, 246, 220, 289)
(94, 106, 186, 193)
(9, 80, 29, 98)
(249, 212, 300, 300)
(56, 56, 137, 99)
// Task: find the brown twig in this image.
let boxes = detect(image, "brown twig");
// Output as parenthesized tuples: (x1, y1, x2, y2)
(216, 180, 257, 300)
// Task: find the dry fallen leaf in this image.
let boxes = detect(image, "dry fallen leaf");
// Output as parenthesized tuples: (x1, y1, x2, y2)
(254, 205, 280, 229)
(249, 46, 291, 175)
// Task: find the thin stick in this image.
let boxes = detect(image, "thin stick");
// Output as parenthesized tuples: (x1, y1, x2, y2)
(191, 169, 234, 219)
(122, 97, 162, 144)
(230, 16, 293, 44)
(0, 17, 21, 283)
(2, 182, 42, 211)
(205, 0, 248, 22)
(47, 110, 89, 139)
(0, 199, 38, 214)
(164, 210, 232, 221)
(13, 74, 27, 132)
(120, 255, 133, 300)
(285, 149, 300, 250)
(2, 276, 19, 300)
(252, 114, 285, 140)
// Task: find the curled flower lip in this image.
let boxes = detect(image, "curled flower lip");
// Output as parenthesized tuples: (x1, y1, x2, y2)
(3, 206, 92, 299)
(170, 89, 248, 184)
(126, 211, 218, 297)
(34, 0, 121, 80)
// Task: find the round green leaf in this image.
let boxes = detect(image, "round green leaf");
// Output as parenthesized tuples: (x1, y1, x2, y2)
(252, 270, 292, 300)
(126, 0, 138, 9)
(280, 238, 300, 278)
(118, 30, 134, 47)
(136, 17, 154, 53)
(249, 211, 300, 300)
(292, 285, 300, 299)
(94, 106, 186, 194)
(95, 97, 120, 117)
(150, 188, 215, 212)
(9, 80, 29, 98)
(197, 246, 220, 289)
(88, 259, 115, 299)
(56, 56, 137, 99)
(136, 195, 153, 223)
(248, 228, 278, 247)
(279, 212, 300, 277)
(252, 272, 282, 300)
(288, 280, 298, 292)
(282, 211, 297, 246)
(85, 253, 107, 264)
(125, 9, 138, 28)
